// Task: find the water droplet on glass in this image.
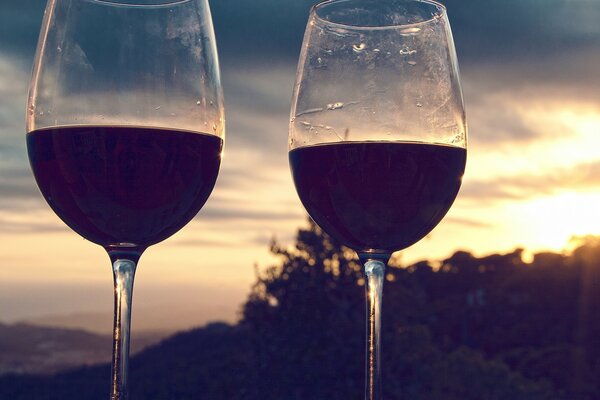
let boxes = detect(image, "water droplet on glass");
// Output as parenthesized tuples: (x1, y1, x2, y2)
(353, 43, 366, 53)
(408, 60, 417, 66)
(196, 100, 201, 106)
(416, 102, 423, 108)
(212, 123, 217, 132)
(297, 107, 324, 116)
(326, 102, 344, 110)
(300, 121, 311, 127)
(155, 106, 161, 110)
(290, 117, 296, 123)
(373, 48, 380, 53)
(57, 46, 62, 53)
(315, 57, 327, 69)
(399, 47, 417, 55)
(170, 112, 176, 116)
(400, 27, 421, 35)
(27, 105, 35, 115)
(209, 100, 214, 106)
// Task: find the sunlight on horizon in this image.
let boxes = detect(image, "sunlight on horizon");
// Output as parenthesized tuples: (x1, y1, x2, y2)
(515, 192, 600, 251)
(2, 39, 600, 330)
(3, 88, 600, 290)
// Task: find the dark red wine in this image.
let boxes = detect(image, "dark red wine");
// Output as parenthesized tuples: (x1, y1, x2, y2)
(27, 126, 222, 249)
(289, 141, 466, 253)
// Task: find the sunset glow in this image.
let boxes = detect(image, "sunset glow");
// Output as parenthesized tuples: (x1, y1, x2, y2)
(1, 0, 599, 335)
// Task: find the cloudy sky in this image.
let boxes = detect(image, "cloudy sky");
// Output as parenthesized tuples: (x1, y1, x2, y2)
(0, 0, 599, 333)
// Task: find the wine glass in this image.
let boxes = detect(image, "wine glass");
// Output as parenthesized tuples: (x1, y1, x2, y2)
(289, 0, 466, 398)
(26, 0, 224, 398)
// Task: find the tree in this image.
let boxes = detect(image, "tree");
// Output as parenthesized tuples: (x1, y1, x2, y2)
(241, 219, 554, 399)
(2, 219, 586, 399)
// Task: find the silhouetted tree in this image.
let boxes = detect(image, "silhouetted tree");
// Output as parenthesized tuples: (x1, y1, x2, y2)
(3, 220, 599, 399)
(240, 220, 555, 399)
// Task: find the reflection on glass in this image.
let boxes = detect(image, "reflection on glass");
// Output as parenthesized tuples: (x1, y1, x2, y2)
(26, 0, 224, 398)
(289, 1, 466, 398)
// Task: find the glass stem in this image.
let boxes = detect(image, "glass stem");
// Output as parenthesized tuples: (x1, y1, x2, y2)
(362, 257, 386, 400)
(108, 251, 140, 400)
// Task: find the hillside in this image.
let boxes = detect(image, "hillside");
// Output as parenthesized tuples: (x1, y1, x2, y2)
(0, 323, 164, 375)
(0, 222, 598, 399)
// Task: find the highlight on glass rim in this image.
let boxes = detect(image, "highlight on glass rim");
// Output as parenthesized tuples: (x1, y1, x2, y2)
(0, 0, 598, 398)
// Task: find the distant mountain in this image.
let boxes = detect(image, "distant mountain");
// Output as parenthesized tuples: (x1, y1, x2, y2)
(0, 323, 164, 375)
(0, 225, 598, 399)
(20, 312, 117, 335)
(0, 322, 250, 400)
(19, 302, 238, 335)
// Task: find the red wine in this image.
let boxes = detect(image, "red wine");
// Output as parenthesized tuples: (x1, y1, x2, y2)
(289, 141, 466, 253)
(27, 126, 222, 249)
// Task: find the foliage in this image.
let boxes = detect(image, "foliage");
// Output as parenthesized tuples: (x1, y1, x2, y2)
(0, 221, 598, 399)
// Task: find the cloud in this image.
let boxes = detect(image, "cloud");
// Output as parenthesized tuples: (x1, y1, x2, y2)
(458, 47, 600, 147)
(464, 90, 539, 145)
(0, 0, 46, 62)
(442, 0, 600, 62)
(220, 64, 295, 156)
(172, 232, 294, 248)
(3, 0, 600, 64)
(197, 205, 303, 222)
(1, 0, 599, 235)
(214, 0, 600, 64)
(215, 163, 287, 191)
(0, 214, 68, 234)
(444, 216, 493, 229)
(222, 64, 295, 113)
(461, 159, 600, 202)
(0, 57, 28, 139)
(0, 169, 40, 201)
(210, 0, 312, 60)
(0, 57, 42, 212)
(170, 237, 234, 247)
(222, 106, 290, 157)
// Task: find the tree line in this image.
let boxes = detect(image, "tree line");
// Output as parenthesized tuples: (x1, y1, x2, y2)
(0, 220, 598, 399)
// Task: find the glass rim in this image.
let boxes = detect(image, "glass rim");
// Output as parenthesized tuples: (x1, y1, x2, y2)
(85, 0, 193, 8)
(311, 0, 447, 31)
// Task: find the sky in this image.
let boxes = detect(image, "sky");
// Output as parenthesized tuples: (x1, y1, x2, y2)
(0, 0, 599, 333)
